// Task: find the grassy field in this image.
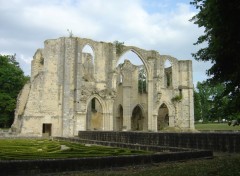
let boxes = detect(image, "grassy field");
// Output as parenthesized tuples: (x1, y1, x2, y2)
(48, 154, 240, 176)
(195, 123, 240, 131)
(0, 139, 151, 160)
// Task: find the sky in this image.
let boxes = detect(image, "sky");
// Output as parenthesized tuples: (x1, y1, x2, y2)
(0, 0, 211, 86)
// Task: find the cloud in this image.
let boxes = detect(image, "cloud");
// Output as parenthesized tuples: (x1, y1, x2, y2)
(0, 0, 210, 84)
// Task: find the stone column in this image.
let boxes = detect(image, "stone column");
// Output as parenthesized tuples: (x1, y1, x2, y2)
(122, 85, 131, 130)
(147, 79, 154, 131)
(169, 115, 175, 127)
(189, 88, 195, 129)
(152, 114, 158, 131)
(147, 58, 155, 131)
(105, 99, 114, 130)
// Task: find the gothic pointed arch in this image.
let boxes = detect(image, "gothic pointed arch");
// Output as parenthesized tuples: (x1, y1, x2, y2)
(157, 103, 169, 130)
(82, 44, 95, 82)
(86, 96, 103, 131)
(116, 50, 148, 93)
(131, 105, 144, 131)
(164, 59, 172, 88)
(116, 104, 123, 131)
(117, 48, 149, 76)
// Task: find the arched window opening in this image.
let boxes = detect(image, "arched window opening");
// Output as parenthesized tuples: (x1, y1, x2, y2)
(82, 45, 95, 82)
(138, 65, 147, 93)
(117, 50, 147, 93)
(86, 97, 103, 130)
(157, 104, 169, 130)
(131, 105, 144, 131)
(164, 59, 172, 88)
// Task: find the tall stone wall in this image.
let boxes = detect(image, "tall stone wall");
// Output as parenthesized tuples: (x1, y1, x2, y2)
(12, 37, 194, 137)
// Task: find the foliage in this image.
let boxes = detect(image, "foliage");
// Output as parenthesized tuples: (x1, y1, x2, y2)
(194, 81, 237, 122)
(194, 90, 201, 121)
(113, 40, 124, 55)
(0, 54, 29, 128)
(171, 95, 182, 102)
(138, 66, 147, 93)
(190, 0, 240, 115)
(0, 139, 151, 160)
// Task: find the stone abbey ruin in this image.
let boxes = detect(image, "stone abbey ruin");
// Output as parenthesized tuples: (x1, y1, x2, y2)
(12, 37, 194, 137)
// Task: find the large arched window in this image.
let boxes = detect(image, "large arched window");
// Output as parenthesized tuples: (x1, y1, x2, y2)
(117, 50, 147, 93)
(82, 44, 95, 82)
(164, 59, 172, 88)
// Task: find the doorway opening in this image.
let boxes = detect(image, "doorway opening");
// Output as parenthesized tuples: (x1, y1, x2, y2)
(42, 123, 52, 137)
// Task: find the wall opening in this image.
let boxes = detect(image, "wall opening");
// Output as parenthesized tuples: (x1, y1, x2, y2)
(164, 59, 172, 88)
(117, 50, 147, 93)
(86, 97, 103, 130)
(116, 105, 123, 131)
(157, 104, 169, 130)
(131, 105, 144, 131)
(82, 45, 95, 82)
(42, 123, 52, 137)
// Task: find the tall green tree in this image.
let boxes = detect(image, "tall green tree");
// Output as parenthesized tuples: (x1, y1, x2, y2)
(190, 0, 240, 114)
(0, 54, 29, 128)
(195, 81, 232, 122)
(195, 81, 213, 122)
(194, 89, 201, 121)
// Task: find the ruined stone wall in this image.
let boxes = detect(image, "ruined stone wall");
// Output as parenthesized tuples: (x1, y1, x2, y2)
(12, 37, 194, 137)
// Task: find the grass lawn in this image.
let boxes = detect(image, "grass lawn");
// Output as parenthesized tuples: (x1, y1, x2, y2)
(195, 123, 240, 131)
(0, 139, 151, 160)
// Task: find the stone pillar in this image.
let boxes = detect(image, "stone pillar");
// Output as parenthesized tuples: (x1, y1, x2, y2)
(62, 38, 76, 137)
(189, 88, 195, 129)
(147, 79, 154, 131)
(152, 114, 158, 131)
(122, 85, 131, 130)
(75, 52, 82, 112)
(169, 115, 175, 127)
(188, 61, 195, 130)
(105, 99, 114, 130)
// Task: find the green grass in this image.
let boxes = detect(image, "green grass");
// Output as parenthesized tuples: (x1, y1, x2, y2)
(0, 139, 151, 160)
(60, 154, 240, 176)
(195, 123, 240, 131)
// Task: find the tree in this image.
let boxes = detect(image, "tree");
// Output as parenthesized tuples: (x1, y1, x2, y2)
(194, 81, 213, 122)
(0, 54, 29, 128)
(194, 89, 201, 121)
(138, 66, 147, 94)
(194, 80, 233, 122)
(190, 0, 240, 114)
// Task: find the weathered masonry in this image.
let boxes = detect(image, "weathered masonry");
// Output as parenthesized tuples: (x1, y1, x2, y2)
(12, 37, 194, 137)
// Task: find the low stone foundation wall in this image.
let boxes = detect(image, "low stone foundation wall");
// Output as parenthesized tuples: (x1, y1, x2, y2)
(78, 131, 240, 153)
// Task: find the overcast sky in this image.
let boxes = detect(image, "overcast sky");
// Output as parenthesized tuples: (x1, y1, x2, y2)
(0, 0, 211, 86)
